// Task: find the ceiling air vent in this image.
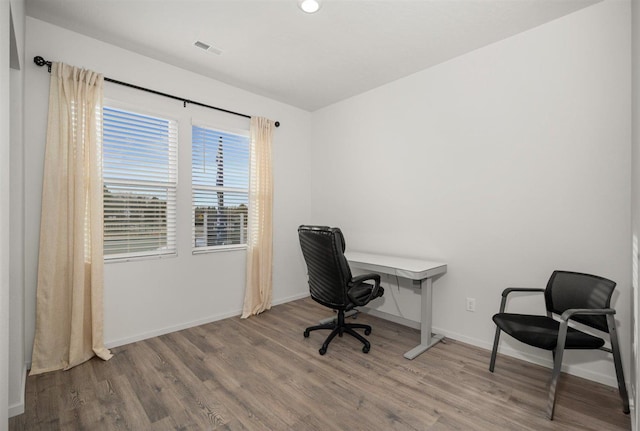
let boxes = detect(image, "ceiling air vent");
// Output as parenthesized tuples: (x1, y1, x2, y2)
(194, 40, 223, 55)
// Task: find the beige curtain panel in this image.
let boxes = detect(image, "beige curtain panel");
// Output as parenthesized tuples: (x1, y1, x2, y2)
(242, 117, 275, 318)
(30, 62, 112, 375)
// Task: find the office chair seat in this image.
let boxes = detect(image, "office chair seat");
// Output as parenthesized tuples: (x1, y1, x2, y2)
(492, 313, 605, 351)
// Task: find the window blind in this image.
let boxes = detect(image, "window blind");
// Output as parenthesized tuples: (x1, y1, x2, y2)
(103, 106, 178, 259)
(192, 125, 250, 251)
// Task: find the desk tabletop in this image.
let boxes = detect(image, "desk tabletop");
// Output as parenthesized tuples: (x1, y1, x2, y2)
(345, 251, 447, 281)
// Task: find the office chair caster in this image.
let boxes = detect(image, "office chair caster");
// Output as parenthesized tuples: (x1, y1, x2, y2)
(364, 328, 371, 335)
(319, 347, 327, 355)
(304, 329, 310, 338)
(362, 345, 370, 353)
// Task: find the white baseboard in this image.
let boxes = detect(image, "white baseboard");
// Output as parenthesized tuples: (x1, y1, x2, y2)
(8, 363, 27, 418)
(105, 309, 243, 348)
(361, 307, 420, 330)
(272, 292, 310, 306)
(105, 292, 311, 349)
(432, 325, 623, 388)
(360, 307, 625, 389)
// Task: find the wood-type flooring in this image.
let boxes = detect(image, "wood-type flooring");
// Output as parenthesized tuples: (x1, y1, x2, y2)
(9, 297, 631, 430)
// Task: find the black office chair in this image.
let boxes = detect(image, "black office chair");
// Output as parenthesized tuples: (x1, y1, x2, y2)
(298, 225, 384, 355)
(489, 270, 629, 420)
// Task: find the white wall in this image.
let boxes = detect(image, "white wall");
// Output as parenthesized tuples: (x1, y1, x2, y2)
(311, 0, 631, 387)
(8, 0, 25, 419)
(8, 66, 24, 418)
(631, 0, 639, 426)
(24, 17, 312, 358)
(3, 0, 26, 425)
(1, 1, 11, 428)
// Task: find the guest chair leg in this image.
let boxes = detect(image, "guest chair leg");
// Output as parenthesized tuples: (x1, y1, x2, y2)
(489, 326, 501, 372)
(546, 322, 568, 420)
(607, 315, 630, 414)
(490, 294, 510, 372)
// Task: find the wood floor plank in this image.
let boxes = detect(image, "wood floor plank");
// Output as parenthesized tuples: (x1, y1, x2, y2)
(141, 337, 231, 429)
(114, 345, 170, 424)
(31, 371, 62, 427)
(108, 375, 155, 430)
(10, 297, 631, 431)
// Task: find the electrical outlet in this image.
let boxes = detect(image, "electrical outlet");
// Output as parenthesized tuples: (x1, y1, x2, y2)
(466, 297, 476, 312)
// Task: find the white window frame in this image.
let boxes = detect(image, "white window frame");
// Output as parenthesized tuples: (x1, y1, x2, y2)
(191, 123, 250, 254)
(102, 102, 179, 261)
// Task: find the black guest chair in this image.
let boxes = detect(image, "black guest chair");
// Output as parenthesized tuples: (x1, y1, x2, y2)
(489, 270, 629, 419)
(298, 225, 384, 355)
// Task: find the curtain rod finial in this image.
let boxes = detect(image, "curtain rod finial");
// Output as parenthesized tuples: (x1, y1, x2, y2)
(34, 56, 52, 72)
(275, 121, 280, 128)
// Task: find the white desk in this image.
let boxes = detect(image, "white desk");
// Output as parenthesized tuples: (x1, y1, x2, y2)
(344, 251, 447, 360)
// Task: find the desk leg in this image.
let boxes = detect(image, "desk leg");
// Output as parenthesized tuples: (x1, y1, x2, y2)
(404, 277, 444, 360)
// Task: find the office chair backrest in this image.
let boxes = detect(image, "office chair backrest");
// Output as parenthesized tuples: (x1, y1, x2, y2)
(544, 270, 616, 332)
(298, 225, 353, 309)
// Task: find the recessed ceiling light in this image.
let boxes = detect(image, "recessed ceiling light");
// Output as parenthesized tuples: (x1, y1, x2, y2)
(298, 0, 321, 14)
(193, 40, 223, 55)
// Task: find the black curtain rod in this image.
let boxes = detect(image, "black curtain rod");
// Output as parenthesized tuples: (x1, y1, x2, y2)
(34, 56, 280, 128)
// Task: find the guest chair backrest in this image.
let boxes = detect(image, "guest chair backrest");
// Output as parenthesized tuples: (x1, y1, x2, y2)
(298, 225, 353, 310)
(545, 270, 616, 332)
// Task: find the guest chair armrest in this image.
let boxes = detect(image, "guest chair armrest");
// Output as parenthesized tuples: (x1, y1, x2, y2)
(501, 287, 545, 297)
(560, 308, 616, 322)
(498, 288, 545, 313)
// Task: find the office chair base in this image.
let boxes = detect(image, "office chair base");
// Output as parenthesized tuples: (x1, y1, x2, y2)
(304, 309, 372, 355)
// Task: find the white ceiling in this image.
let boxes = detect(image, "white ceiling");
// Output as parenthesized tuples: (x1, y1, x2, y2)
(26, 0, 598, 111)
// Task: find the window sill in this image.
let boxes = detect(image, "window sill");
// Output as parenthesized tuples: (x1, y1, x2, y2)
(192, 244, 247, 255)
(105, 252, 178, 264)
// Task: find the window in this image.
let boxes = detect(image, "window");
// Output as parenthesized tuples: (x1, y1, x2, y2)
(192, 125, 250, 251)
(102, 106, 178, 260)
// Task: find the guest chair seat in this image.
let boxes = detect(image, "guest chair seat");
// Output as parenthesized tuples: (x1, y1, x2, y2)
(492, 313, 606, 350)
